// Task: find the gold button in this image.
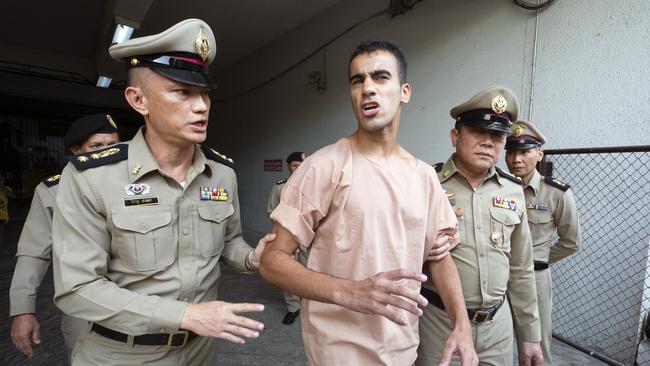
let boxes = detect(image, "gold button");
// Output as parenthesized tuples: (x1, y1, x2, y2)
(491, 232, 502, 245)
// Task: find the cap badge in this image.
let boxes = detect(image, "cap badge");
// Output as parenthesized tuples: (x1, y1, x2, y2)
(195, 27, 210, 61)
(491, 94, 507, 114)
(124, 183, 151, 196)
(130, 58, 140, 66)
(201, 186, 228, 201)
(106, 115, 117, 128)
(512, 124, 524, 137)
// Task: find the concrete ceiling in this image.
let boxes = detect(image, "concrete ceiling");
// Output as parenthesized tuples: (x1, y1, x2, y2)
(0, 0, 344, 83)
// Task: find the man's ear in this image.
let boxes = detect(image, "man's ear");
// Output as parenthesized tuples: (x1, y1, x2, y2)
(400, 82, 411, 104)
(125, 86, 149, 117)
(537, 149, 545, 162)
(70, 145, 81, 155)
(450, 128, 459, 148)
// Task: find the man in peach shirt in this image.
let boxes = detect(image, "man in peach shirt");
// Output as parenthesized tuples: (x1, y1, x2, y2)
(260, 40, 477, 366)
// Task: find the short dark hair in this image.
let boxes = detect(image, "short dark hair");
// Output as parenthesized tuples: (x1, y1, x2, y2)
(348, 40, 407, 84)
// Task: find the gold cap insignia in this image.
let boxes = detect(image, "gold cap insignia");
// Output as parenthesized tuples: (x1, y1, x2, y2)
(491, 94, 507, 114)
(512, 124, 524, 137)
(195, 27, 210, 61)
(106, 115, 117, 129)
(130, 58, 140, 66)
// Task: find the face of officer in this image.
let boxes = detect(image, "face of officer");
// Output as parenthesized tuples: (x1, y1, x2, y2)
(348, 50, 411, 133)
(70, 132, 120, 155)
(125, 68, 211, 146)
(451, 125, 506, 174)
(288, 160, 302, 175)
(505, 147, 543, 182)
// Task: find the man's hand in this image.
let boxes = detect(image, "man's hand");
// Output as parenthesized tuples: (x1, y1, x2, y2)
(519, 341, 544, 366)
(438, 324, 478, 366)
(336, 269, 428, 325)
(180, 301, 265, 344)
(11, 314, 41, 357)
(250, 233, 276, 269)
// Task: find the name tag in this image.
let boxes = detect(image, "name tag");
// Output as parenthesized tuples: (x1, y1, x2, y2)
(124, 195, 160, 207)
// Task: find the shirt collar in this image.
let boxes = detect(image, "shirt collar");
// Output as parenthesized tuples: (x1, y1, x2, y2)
(525, 169, 542, 195)
(441, 154, 498, 185)
(128, 127, 211, 183)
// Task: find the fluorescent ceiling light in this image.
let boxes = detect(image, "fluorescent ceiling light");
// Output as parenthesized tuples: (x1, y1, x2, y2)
(111, 24, 134, 45)
(96, 76, 112, 88)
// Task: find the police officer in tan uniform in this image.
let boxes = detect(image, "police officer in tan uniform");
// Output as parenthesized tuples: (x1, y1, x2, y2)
(51, 19, 273, 365)
(266, 151, 308, 325)
(9, 114, 119, 361)
(505, 120, 581, 365)
(417, 86, 543, 366)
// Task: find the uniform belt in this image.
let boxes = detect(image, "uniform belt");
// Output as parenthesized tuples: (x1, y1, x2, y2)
(91, 323, 198, 348)
(534, 261, 549, 271)
(420, 287, 504, 323)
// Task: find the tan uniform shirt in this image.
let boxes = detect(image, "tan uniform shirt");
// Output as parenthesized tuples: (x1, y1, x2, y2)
(9, 180, 58, 316)
(52, 128, 252, 335)
(424, 156, 541, 342)
(524, 170, 581, 263)
(266, 179, 286, 215)
(270, 138, 457, 365)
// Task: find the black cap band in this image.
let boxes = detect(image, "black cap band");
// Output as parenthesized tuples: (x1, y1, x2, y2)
(505, 136, 542, 150)
(456, 109, 513, 134)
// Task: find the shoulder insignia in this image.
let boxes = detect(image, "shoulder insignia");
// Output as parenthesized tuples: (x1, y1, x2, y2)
(42, 174, 61, 187)
(70, 144, 128, 171)
(433, 162, 443, 173)
(276, 178, 287, 185)
(201, 145, 235, 169)
(496, 167, 524, 185)
(544, 176, 571, 191)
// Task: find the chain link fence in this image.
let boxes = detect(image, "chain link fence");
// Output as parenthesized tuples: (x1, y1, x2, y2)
(539, 146, 650, 365)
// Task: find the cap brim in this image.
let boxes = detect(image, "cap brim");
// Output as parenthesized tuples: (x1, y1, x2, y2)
(151, 67, 215, 88)
(505, 141, 541, 150)
(460, 120, 512, 134)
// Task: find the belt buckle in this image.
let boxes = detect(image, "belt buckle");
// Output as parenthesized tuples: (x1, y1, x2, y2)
(471, 310, 491, 323)
(167, 330, 189, 348)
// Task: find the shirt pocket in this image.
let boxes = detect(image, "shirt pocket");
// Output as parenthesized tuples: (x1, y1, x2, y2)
(111, 207, 174, 271)
(489, 207, 521, 252)
(527, 210, 553, 246)
(195, 203, 234, 257)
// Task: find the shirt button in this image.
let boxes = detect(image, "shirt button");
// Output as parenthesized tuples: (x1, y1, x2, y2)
(183, 229, 190, 235)
(480, 250, 485, 256)
(184, 265, 190, 270)
(140, 223, 149, 230)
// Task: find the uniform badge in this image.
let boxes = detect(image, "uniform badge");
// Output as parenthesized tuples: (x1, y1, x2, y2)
(493, 196, 517, 211)
(491, 94, 507, 114)
(201, 186, 228, 201)
(124, 183, 151, 196)
(490, 232, 502, 246)
(77, 156, 89, 162)
(132, 163, 143, 175)
(195, 27, 210, 61)
(90, 147, 120, 160)
(526, 203, 549, 211)
(512, 124, 524, 137)
(47, 174, 61, 183)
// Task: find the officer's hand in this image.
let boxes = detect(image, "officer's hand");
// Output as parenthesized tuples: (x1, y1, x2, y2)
(426, 230, 460, 262)
(11, 314, 41, 357)
(338, 269, 428, 325)
(438, 324, 478, 366)
(251, 233, 276, 268)
(519, 341, 544, 366)
(180, 301, 265, 344)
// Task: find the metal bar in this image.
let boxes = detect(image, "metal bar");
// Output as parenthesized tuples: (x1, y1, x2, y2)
(544, 145, 650, 155)
(553, 334, 626, 366)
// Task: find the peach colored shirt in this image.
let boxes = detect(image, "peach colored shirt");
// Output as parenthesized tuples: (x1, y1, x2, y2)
(271, 138, 457, 365)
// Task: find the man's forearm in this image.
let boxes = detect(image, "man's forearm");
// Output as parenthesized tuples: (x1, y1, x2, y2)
(427, 256, 469, 328)
(259, 246, 348, 306)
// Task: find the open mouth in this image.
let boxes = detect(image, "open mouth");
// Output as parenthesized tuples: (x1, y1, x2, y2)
(361, 102, 379, 117)
(190, 120, 207, 130)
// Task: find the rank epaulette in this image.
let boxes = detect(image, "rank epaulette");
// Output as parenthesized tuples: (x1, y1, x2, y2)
(496, 167, 524, 185)
(201, 145, 235, 169)
(42, 174, 61, 187)
(543, 176, 570, 191)
(433, 162, 443, 173)
(276, 178, 287, 185)
(70, 144, 128, 171)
